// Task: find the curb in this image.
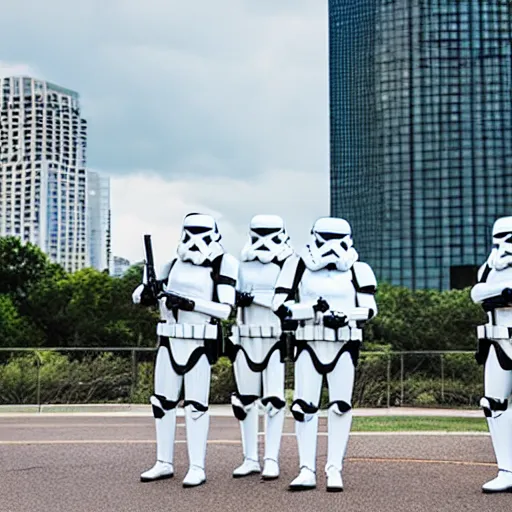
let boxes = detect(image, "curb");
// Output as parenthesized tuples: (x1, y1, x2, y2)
(0, 404, 482, 418)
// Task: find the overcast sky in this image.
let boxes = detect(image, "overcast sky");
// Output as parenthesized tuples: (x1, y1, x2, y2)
(0, 0, 329, 268)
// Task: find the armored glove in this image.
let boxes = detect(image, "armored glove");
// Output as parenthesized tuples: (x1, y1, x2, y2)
(323, 312, 348, 330)
(313, 297, 330, 314)
(236, 291, 254, 308)
(161, 292, 195, 311)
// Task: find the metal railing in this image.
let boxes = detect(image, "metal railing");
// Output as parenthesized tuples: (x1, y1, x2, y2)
(0, 348, 483, 409)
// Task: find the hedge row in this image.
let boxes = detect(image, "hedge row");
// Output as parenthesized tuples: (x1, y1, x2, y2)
(0, 351, 484, 408)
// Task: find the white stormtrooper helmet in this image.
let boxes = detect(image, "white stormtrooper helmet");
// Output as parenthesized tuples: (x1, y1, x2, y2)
(487, 216, 512, 271)
(300, 217, 358, 272)
(176, 213, 224, 265)
(240, 214, 293, 264)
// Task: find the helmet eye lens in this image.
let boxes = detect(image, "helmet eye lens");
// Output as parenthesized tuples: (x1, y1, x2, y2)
(317, 232, 347, 241)
(186, 226, 210, 235)
(252, 227, 281, 236)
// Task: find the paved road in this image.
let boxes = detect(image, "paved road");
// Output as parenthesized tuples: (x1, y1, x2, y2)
(0, 414, 509, 512)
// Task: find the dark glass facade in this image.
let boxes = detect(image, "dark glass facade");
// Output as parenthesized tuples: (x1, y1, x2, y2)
(329, 0, 512, 290)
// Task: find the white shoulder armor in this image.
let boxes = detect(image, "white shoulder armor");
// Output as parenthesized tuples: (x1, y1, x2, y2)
(217, 253, 239, 306)
(272, 254, 302, 310)
(158, 259, 176, 281)
(476, 263, 489, 283)
(352, 261, 377, 294)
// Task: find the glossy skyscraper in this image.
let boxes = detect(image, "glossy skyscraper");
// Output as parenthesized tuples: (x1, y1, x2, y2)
(329, 0, 512, 290)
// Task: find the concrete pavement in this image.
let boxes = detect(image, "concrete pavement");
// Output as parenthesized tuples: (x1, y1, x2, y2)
(0, 414, 505, 512)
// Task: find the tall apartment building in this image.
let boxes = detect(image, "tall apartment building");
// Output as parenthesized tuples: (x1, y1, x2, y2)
(87, 170, 111, 272)
(0, 76, 88, 272)
(329, 0, 512, 290)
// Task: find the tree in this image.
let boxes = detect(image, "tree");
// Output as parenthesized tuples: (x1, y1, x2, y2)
(0, 236, 62, 306)
(365, 282, 487, 351)
(0, 294, 44, 347)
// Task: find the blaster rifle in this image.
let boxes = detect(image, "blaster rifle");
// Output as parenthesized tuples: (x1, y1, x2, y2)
(144, 234, 159, 301)
(157, 290, 195, 311)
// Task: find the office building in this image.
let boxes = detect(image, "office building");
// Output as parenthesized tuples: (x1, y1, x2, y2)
(111, 256, 131, 277)
(329, 0, 512, 290)
(0, 76, 88, 272)
(87, 170, 111, 272)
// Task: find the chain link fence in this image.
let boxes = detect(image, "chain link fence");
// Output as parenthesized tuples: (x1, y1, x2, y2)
(0, 348, 483, 409)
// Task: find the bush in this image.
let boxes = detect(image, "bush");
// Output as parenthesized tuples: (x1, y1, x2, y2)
(0, 350, 485, 408)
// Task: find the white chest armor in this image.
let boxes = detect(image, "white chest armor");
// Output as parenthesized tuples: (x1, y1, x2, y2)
(238, 260, 281, 328)
(157, 259, 217, 340)
(479, 265, 512, 339)
(296, 267, 360, 342)
(299, 267, 356, 313)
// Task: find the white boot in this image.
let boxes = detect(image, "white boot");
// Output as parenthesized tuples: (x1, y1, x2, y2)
(326, 465, 343, 492)
(233, 406, 261, 477)
(262, 408, 284, 480)
(483, 407, 512, 493)
(262, 459, 279, 480)
(288, 414, 318, 491)
(141, 409, 176, 482)
(183, 406, 209, 488)
(482, 471, 512, 493)
(325, 406, 352, 491)
(289, 467, 316, 491)
(233, 459, 261, 478)
(183, 466, 207, 488)
(140, 461, 174, 482)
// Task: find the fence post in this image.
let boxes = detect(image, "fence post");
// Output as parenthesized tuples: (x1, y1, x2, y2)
(400, 353, 404, 406)
(386, 353, 391, 408)
(34, 352, 42, 413)
(440, 353, 445, 403)
(131, 349, 138, 401)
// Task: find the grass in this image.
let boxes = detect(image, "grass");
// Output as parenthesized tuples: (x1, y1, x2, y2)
(350, 416, 488, 432)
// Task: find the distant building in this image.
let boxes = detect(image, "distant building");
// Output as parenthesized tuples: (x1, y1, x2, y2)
(87, 170, 111, 271)
(0, 76, 88, 272)
(329, 0, 512, 290)
(111, 256, 131, 277)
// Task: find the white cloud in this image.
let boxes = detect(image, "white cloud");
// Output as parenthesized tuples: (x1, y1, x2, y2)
(0, 0, 328, 177)
(110, 169, 329, 268)
(0, 1, 332, 271)
(0, 61, 42, 79)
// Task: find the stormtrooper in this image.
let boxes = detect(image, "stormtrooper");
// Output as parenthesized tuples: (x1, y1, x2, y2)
(227, 215, 294, 481)
(272, 217, 377, 492)
(132, 213, 238, 488)
(471, 216, 512, 493)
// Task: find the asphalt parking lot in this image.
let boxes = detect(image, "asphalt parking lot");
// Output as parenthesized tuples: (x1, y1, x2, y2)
(0, 413, 509, 512)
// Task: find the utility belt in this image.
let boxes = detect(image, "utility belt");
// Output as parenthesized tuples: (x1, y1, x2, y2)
(295, 323, 362, 342)
(231, 325, 281, 339)
(156, 321, 219, 340)
(478, 323, 512, 341)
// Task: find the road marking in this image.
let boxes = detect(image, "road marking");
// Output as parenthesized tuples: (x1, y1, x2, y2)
(0, 439, 495, 468)
(0, 440, 236, 445)
(346, 457, 495, 468)
(0, 424, 186, 428)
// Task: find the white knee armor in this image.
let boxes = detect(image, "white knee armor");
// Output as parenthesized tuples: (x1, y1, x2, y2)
(273, 217, 377, 492)
(133, 213, 238, 489)
(471, 217, 512, 493)
(229, 214, 294, 480)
